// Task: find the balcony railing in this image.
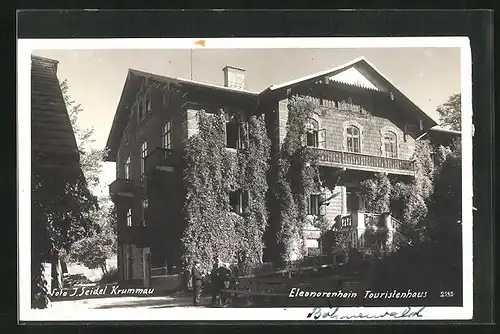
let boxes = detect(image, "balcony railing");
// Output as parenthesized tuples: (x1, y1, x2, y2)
(308, 147, 415, 175)
(109, 179, 139, 198)
(119, 225, 151, 247)
(340, 215, 352, 228)
(364, 213, 385, 229)
(145, 148, 174, 174)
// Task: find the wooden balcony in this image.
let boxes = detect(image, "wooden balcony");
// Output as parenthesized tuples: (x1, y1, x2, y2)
(307, 147, 415, 176)
(145, 148, 175, 175)
(109, 179, 143, 199)
(119, 225, 151, 247)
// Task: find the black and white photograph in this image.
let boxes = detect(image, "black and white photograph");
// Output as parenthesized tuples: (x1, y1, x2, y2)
(18, 37, 473, 321)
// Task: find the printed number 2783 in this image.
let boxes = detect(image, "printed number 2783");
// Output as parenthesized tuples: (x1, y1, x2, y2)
(440, 291, 454, 298)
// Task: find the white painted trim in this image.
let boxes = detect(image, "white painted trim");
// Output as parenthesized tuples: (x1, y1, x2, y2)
(342, 120, 364, 152)
(379, 125, 401, 159)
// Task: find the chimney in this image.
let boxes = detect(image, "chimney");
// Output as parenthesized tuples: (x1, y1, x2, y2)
(223, 65, 246, 90)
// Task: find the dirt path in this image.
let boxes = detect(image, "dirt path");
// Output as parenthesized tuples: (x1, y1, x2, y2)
(46, 294, 212, 310)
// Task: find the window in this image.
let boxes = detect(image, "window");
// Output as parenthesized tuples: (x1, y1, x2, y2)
(162, 90, 169, 107)
(123, 127, 129, 145)
(229, 190, 249, 215)
(308, 194, 320, 216)
(137, 98, 144, 120)
(306, 118, 319, 147)
(162, 120, 172, 150)
(383, 131, 398, 158)
(140, 140, 148, 178)
(145, 91, 152, 113)
(346, 189, 360, 212)
(142, 199, 148, 226)
(226, 118, 246, 150)
(126, 209, 132, 227)
(346, 126, 360, 153)
(124, 155, 131, 179)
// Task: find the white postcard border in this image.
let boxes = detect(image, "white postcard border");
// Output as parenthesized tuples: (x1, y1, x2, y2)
(18, 37, 473, 322)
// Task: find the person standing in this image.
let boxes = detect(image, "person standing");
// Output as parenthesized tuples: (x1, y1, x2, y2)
(191, 260, 203, 305)
(210, 257, 221, 306)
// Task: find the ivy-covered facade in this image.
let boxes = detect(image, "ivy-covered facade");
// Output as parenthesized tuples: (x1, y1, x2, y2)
(105, 58, 460, 286)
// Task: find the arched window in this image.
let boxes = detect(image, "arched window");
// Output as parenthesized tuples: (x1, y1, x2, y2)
(346, 126, 360, 153)
(306, 118, 319, 147)
(383, 131, 398, 158)
(162, 120, 172, 150)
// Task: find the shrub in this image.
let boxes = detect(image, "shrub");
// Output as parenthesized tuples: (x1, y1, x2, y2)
(99, 267, 119, 284)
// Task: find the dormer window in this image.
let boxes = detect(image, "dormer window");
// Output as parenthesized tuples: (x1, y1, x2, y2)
(229, 190, 249, 215)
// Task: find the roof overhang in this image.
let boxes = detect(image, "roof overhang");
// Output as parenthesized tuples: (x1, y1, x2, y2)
(264, 56, 438, 127)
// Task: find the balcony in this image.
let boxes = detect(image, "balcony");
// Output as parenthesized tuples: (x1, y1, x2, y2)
(307, 147, 415, 176)
(145, 148, 175, 175)
(119, 226, 151, 247)
(109, 179, 143, 199)
(332, 212, 412, 249)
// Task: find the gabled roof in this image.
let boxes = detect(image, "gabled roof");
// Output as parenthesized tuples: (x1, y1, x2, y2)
(129, 69, 260, 96)
(264, 56, 438, 126)
(105, 68, 259, 161)
(106, 56, 440, 160)
(31, 55, 80, 166)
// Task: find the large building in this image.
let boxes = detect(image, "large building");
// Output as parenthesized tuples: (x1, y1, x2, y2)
(105, 57, 458, 286)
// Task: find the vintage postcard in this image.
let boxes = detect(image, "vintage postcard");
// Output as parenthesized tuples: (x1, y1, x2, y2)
(18, 37, 473, 321)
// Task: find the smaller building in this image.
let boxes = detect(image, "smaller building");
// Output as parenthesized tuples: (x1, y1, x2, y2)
(31, 55, 82, 295)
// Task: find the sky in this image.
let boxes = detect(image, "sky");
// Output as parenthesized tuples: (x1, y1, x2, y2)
(32, 47, 461, 195)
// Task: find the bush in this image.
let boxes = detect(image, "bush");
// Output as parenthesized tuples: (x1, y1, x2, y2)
(100, 267, 119, 284)
(63, 273, 92, 288)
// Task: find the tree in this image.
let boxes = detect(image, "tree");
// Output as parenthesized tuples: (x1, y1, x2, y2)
(32, 158, 99, 308)
(70, 213, 117, 274)
(436, 93, 461, 131)
(332, 232, 352, 263)
(427, 137, 462, 242)
(59, 79, 117, 272)
(60, 79, 108, 190)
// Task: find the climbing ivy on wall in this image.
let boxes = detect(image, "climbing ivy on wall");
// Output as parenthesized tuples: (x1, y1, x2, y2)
(180, 109, 270, 274)
(273, 96, 325, 263)
(359, 138, 437, 243)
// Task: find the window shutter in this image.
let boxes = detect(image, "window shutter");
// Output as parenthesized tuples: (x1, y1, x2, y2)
(319, 193, 327, 216)
(243, 191, 250, 213)
(318, 129, 326, 148)
(307, 195, 312, 215)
